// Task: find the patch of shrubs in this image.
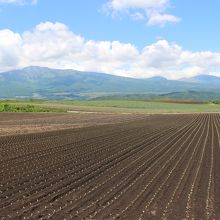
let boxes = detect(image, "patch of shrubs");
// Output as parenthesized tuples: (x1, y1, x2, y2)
(0, 104, 63, 112)
(211, 100, 220, 105)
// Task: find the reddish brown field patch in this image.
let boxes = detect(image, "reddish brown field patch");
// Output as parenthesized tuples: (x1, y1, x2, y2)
(144, 99, 207, 104)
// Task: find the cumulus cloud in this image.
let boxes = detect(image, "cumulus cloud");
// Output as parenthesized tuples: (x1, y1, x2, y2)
(103, 0, 180, 26)
(0, 22, 220, 79)
(147, 12, 180, 26)
(0, 29, 22, 68)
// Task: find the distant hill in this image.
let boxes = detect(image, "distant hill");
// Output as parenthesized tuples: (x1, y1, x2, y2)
(181, 75, 220, 85)
(93, 91, 220, 101)
(0, 66, 219, 100)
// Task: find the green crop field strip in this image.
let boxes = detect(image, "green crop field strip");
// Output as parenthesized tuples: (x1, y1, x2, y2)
(28, 100, 220, 113)
(1, 100, 220, 113)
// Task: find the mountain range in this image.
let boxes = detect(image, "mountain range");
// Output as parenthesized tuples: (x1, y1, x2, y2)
(0, 66, 219, 101)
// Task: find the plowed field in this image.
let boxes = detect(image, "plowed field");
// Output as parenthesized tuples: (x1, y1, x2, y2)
(1, 113, 220, 219)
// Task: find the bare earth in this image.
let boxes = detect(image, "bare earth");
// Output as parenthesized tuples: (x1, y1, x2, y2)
(0, 112, 147, 136)
(0, 112, 220, 219)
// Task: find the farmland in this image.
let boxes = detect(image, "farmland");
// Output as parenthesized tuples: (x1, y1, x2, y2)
(0, 112, 220, 219)
(0, 112, 145, 136)
(3, 99, 220, 113)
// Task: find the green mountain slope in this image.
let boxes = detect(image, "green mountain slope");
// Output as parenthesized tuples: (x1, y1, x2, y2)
(0, 66, 219, 100)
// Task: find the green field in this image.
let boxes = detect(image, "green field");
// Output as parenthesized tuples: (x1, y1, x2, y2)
(0, 102, 65, 113)
(1, 100, 220, 113)
(2, 100, 220, 113)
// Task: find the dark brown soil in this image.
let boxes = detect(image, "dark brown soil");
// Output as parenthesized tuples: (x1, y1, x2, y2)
(0, 113, 219, 219)
(0, 112, 148, 136)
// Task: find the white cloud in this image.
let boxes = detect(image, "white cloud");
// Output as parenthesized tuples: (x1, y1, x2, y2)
(0, 0, 37, 5)
(0, 22, 220, 79)
(0, 0, 19, 3)
(103, 0, 180, 26)
(0, 29, 22, 68)
(104, 0, 168, 11)
(147, 12, 180, 26)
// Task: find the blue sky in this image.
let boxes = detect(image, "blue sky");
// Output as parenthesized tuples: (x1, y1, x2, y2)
(0, 0, 220, 79)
